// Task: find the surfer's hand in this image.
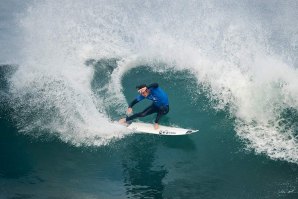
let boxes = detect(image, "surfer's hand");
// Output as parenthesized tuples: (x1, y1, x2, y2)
(154, 123, 159, 130)
(127, 108, 133, 115)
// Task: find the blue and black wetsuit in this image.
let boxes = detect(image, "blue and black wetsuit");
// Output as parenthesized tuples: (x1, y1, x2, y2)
(126, 83, 169, 123)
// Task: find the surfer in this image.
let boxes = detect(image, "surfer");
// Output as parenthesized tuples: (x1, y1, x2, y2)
(119, 83, 169, 129)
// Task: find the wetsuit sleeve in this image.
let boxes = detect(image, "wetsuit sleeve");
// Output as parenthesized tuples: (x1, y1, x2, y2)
(128, 99, 138, 108)
(128, 95, 144, 108)
(147, 83, 158, 88)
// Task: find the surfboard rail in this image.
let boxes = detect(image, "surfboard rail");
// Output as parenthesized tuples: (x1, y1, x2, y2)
(127, 122, 198, 135)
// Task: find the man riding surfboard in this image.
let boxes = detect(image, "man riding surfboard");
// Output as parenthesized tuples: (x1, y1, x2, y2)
(119, 83, 169, 129)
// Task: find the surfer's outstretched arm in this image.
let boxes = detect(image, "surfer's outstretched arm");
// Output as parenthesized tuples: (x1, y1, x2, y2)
(127, 94, 145, 114)
(126, 104, 157, 122)
(126, 99, 137, 115)
(128, 98, 139, 108)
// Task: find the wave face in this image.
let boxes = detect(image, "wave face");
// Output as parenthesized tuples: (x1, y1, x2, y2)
(2, 0, 298, 162)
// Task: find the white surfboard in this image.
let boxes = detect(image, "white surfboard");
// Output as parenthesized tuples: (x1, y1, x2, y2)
(127, 122, 198, 135)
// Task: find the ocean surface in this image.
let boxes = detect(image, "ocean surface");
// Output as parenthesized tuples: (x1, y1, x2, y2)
(1, 0, 298, 198)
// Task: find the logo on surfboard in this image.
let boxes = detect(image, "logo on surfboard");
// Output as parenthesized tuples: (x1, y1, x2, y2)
(158, 130, 176, 135)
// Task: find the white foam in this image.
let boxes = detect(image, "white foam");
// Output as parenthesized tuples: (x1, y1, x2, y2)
(9, 0, 133, 146)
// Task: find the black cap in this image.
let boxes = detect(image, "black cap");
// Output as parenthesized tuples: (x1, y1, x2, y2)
(136, 84, 147, 90)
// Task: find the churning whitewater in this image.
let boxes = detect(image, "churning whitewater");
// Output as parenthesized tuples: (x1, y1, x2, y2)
(2, 0, 298, 163)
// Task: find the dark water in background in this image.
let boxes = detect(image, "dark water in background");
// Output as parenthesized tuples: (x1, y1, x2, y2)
(1, 0, 298, 198)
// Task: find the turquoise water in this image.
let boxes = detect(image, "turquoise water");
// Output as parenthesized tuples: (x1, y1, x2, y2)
(1, 0, 298, 198)
(1, 65, 298, 198)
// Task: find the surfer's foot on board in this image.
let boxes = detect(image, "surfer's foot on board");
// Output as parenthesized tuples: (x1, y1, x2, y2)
(119, 118, 133, 126)
(119, 118, 126, 123)
(119, 118, 129, 126)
